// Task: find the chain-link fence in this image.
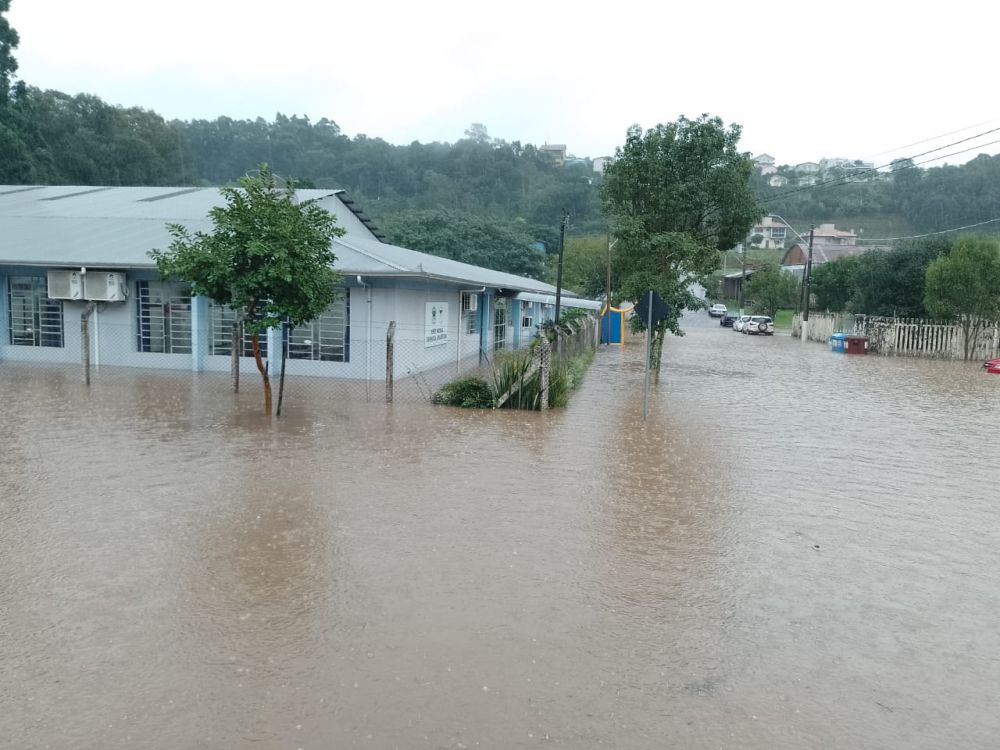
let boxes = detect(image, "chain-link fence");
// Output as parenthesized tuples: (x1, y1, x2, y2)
(1, 311, 601, 411)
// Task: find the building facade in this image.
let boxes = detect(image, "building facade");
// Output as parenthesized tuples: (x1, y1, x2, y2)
(0, 186, 598, 384)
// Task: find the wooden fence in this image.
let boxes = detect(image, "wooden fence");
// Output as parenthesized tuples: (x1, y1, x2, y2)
(792, 312, 1000, 360)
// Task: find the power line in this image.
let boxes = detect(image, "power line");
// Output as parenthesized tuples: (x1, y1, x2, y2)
(859, 217, 1000, 243)
(762, 126, 1000, 204)
(865, 118, 1000, 160)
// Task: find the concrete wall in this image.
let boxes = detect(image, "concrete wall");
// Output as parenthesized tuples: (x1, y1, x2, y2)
(0, 267, 494, 381)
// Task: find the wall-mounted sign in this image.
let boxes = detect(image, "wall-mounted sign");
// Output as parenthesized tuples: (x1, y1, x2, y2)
(425, 302, 450, 347)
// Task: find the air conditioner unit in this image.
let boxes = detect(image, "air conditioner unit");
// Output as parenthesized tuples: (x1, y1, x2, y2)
(462, 293, 478, 312)
(47, 269, 83, 300)
(83, 271, 127, 302)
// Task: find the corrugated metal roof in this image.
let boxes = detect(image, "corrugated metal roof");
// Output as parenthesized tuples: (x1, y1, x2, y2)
(515, 291, 601, 309)
(0, 185, 578, 296)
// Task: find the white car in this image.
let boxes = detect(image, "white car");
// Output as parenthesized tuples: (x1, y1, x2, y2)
(708, 303, 728, 318)
(733, 315, 752, 332)
(743, 315, 774, 335)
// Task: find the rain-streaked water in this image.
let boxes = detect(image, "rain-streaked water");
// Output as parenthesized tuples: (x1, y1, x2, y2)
(2, 314, 998, 749)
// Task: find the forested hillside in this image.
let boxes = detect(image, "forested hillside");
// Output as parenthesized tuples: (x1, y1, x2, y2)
(2, 1, 999, 255)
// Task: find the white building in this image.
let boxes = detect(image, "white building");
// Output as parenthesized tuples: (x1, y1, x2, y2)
(0, 185, 599, 388)
(748, 215, 791, 249)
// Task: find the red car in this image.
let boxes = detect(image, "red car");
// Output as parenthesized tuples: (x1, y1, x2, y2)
(984, 358, 1000, 374)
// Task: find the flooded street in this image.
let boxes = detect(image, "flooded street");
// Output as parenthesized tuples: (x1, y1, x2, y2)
(2, 316, 999, 749)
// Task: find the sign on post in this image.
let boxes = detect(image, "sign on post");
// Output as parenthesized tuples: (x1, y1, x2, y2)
(638, 290, 670, 419)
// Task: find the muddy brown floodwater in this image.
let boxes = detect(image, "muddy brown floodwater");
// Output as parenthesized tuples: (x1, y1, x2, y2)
(2, 312, 999, 749)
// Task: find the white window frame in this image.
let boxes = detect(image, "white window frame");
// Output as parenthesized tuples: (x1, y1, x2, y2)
(7, 276, 64, 348)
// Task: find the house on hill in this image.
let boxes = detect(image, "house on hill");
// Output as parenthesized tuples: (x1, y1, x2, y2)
(781, 240, 869, 278)
(747, 215, 791, 249)
(539, 143, 567, 166)
(0, 185, 598, 385)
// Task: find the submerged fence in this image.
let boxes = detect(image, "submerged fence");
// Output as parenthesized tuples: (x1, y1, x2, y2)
(2, 313, 601, 408)
(793, 312, 1000, 360)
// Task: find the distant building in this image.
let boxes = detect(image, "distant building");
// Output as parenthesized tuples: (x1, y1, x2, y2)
(820, 157, 852, 171)
(592, 156, 613, 174)
(539, 143, 567, 166)
(747, 215, 791, 249)
(811, 223, 857, 246)
(780, 239, 869, 277)
(753, 153, 777, 175)
(795, 161, 821, 174)
(768, 174, 789, 188)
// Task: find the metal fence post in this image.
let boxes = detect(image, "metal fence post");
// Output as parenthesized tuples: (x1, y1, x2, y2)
(386, 321, 396, 403)
(539, 335, 550, 412)
(231, 320, 240, 393)
(81, 305, 93, 386)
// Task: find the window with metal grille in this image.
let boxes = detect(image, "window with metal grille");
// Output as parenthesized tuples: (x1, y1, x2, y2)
(7, 276, 63, 347)
(288, 291, 349, 362)
(493, 298, 508, 352)
(465, 308, 479, 335)
(136, 281, 192, 354)
(521, 302, 534, 329)
(208, 303, 267, 358)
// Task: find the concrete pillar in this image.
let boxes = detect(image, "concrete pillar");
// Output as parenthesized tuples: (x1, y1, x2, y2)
(0, 274, 7, 360)
(267, 326, 282, 378)
(190, 295, 207, 372)
(512, 300, 521, 350)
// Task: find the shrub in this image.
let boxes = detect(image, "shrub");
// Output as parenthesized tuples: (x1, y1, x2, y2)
(431, 377, 494, 408)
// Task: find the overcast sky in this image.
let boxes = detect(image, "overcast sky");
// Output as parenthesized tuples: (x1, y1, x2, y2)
(8, 0, 1000, 167)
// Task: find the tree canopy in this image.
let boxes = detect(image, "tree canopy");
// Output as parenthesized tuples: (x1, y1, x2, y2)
(808, 236, 950, 316)
(380, 209, 546, 279)
(924, 235, 1000, 359)
(151, 165, 345, 413)
(745, 265, 800, 318)
(601, 115, 761, 374)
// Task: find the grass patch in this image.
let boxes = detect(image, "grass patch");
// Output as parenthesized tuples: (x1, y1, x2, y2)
(433, 345, 595, 410)
(773, 309, 795, 329)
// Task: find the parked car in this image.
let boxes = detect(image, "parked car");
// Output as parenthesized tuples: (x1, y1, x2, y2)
(984, 358, 1000, 374)
(744, 315, 774, 335)
(708, 303, 728, 318)
(720, 313, 738, 327)
(733, 315, 752, 332)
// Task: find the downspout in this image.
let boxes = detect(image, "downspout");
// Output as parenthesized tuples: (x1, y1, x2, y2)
(357, 275, 372, 401)
(458, 286, 486, 368)
(94, 304, 101, 368)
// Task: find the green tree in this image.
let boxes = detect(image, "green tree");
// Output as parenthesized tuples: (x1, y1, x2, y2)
(924, 235, 1000, 360)
(744, 265, 800, 318)
(0, 0, 18, 102)
(549, 234, 609, 299)
(811, 255, 862, 312)
(380, 209, 545, 279)
(151, 165, 345, 413)
(601, 115, 761, 377)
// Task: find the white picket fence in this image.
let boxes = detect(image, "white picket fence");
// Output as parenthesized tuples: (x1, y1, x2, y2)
(792, 312, 1000, 360)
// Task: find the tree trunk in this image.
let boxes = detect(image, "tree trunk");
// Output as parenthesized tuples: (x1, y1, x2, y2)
(651, 324, 666, 383)
(252, 331, 272, 415)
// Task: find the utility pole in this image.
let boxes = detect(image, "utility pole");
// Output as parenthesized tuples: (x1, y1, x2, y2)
(606, 232, 613, 311)
(554, 209, 568, 326)
(738, 239, 748, 313)
(801, 225, 815, 341)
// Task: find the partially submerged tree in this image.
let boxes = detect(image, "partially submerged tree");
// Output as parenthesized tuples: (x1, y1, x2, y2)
(601, 116, 761, 377)
(151, 165, 344, 413)
(923, 235, 1000, 360)
(744, 265, 800, 318)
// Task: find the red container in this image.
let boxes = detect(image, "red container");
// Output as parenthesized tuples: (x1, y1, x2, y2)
(844, 335, 869, 354)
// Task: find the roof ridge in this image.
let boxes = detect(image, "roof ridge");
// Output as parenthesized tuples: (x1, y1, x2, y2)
(334, 236, 409, 271)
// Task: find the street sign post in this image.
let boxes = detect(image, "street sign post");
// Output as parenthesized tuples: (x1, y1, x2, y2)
(637, 290, 669, 419)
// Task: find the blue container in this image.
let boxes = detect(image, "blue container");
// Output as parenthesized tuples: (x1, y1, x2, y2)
(830, 332, 847, 353)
